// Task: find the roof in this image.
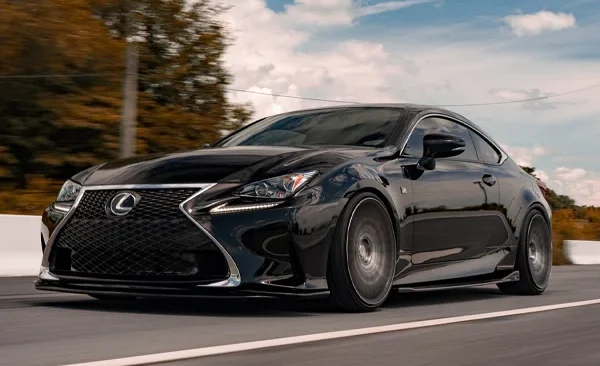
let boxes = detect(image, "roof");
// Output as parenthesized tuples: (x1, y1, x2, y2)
(267, 103, 473, 127)
(267, 102, 460, 116)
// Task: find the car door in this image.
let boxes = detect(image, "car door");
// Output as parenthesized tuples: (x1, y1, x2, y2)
(467, 127, 514, 255)
(400, 115, 501, 265)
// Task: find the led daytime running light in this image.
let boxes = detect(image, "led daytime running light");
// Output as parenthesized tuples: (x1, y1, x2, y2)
(210, 202, 282, 214)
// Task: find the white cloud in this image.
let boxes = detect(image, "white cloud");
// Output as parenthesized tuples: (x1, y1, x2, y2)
(281, 0, 354, 27)
(503, 11, 576, 37)
(355, 0, 440, 17)
(497, 147, 600, 206)
(272, 0, 441, 28)
(547, 168, 600, 206)
(535, 169, 550, 183)
(533, 146, 549, 156)
(221, 2, 599, 123)
(489, 88, 559, 110)
(220, 0, 407, 118)
(500, 144, 549, 167)
(554, 166, 587, 181)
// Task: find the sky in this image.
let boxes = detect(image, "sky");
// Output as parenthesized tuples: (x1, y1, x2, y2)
(217, 0, 600, 206)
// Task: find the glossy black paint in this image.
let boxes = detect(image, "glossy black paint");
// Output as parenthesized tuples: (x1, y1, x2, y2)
(36, 104, 551, 298)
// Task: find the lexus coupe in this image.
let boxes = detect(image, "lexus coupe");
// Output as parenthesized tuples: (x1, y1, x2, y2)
(35, 104, 553, 312)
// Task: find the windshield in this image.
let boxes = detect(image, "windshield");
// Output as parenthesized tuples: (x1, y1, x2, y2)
(215, 107, 403, 148)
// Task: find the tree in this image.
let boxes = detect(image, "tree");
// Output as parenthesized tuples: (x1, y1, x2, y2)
(544, 189, 576, 210)
(0, 0, 125, 188)
(0, 0, 254, 188)
(520, 165, 577, 210)
(90, 0, 254, 155)
(521, 166, 536, 175)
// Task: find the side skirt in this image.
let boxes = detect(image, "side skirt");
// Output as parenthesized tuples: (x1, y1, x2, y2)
(394, 270, 520, 293)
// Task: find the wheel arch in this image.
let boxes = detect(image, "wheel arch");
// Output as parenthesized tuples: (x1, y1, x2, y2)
(341, 181, 400, 251)
(515, 201, 552, 243)
(527, 202, 551, 224)
(497, 200, 553, 295)
(510, 174, 552, 244)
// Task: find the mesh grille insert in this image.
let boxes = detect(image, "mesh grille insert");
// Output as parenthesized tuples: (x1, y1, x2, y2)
(51, 188, 229, 281)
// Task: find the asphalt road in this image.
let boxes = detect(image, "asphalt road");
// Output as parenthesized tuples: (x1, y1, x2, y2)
(2, 265, 600, 366)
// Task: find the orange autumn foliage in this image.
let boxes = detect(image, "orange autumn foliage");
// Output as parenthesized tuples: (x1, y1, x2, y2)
(551, 207, 600, 264)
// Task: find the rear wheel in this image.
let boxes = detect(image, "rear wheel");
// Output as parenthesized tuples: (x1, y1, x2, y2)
(327, 192, 396, 312)
(498, 209, 552, 295)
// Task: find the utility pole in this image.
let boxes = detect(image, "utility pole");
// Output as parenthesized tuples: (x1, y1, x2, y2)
(119, 2, 138, 159)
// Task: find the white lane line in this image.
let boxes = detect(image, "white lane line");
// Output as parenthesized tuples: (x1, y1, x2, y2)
(60, 298, 600, 366)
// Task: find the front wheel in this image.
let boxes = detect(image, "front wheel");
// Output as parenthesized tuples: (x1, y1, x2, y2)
(498, 209, 552, 295)
(327, 192, 396, 312)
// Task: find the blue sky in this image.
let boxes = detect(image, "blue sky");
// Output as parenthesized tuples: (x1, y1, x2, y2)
(222, 0, 600, 205)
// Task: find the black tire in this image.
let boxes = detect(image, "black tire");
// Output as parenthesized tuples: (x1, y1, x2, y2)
(327, 192, 396, 312)
(498, 208, 552, 295)
(89, 294, 137, 301)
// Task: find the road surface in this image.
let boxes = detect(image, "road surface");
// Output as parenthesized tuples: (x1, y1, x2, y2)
(2, 265, 600, 366)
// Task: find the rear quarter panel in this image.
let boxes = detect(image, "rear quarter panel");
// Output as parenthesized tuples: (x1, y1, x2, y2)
(495, 157, 551, 245)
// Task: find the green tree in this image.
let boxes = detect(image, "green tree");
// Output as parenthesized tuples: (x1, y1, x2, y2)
(545, 189, 576, 210)
(521, 166, 536, 175)
(90, 0, 254, 155)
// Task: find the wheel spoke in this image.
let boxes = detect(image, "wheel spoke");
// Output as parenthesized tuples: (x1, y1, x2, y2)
(345, 197, 394, 306)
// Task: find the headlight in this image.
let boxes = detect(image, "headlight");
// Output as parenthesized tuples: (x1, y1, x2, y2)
(236, 171, 318, 199)
(56, 180, 82, 202)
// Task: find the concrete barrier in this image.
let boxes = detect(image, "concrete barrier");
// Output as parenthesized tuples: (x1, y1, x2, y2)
(1, 214, 599, 277)
(564, 240, 600, 265)
(0, 214, 42, 277)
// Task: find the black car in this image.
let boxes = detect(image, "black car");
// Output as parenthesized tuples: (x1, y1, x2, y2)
(35, 104, 553, 312)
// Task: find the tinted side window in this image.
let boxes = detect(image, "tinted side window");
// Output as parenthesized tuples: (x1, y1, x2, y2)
(469, 130, 501, 164)
(402, 117, 478, 161)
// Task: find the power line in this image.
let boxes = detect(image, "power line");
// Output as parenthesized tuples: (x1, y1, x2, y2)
(222, 83, 600, 108)
(224, 87, 361, 104)
(1, 72, 599, 107)
(436, 82, 600, 107)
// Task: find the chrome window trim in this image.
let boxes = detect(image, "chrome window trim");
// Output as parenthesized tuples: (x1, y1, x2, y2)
(41, 183, 241, 288)
(399, 113, 508, 165)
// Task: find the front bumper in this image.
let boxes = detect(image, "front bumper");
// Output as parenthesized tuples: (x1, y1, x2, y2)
(34, 274, 330, 300)
(37, 183, 345, 298)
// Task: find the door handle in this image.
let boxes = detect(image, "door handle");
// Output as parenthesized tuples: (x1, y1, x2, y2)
(482, 174, 497, 186)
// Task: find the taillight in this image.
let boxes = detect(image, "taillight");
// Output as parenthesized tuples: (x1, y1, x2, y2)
(536, 179, 548, 196)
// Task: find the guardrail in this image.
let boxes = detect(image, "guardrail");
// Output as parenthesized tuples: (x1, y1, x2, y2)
(564, 240, 600, 265)
(0, 214, 599, 277)
(0, 214, 42, 277)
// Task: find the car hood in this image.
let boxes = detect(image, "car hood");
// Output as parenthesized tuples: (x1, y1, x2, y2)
(76, 145, 380, 186)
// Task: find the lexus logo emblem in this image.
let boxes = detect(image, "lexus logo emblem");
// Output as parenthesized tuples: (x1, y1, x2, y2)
(107, 192, 140, 216)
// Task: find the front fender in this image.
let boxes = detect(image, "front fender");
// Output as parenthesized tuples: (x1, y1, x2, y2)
(312, 162, 409, 256)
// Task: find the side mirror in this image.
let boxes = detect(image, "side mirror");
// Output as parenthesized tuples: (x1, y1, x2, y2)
(417, 133, 465, 170)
